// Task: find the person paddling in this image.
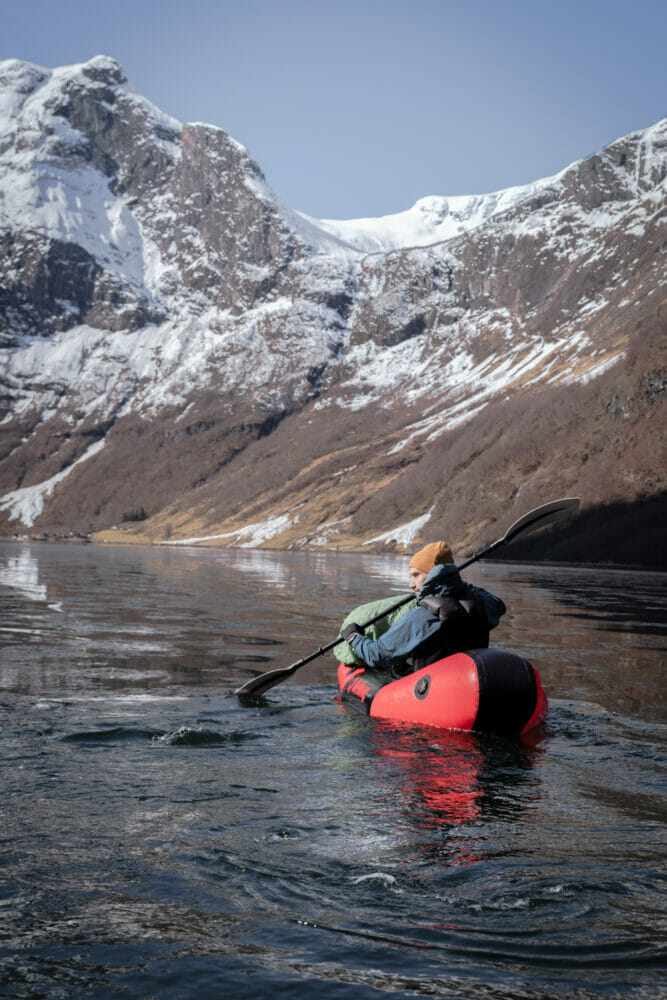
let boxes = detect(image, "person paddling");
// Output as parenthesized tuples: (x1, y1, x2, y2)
(236, 499, 577, 697)
(339, 541, 506, 675)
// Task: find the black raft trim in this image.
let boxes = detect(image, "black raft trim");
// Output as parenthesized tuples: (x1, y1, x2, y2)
(340, 667, 386, 716)
(469, 648, 538, 736)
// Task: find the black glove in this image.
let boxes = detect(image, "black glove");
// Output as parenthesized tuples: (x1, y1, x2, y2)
(341, 622, 364, 643)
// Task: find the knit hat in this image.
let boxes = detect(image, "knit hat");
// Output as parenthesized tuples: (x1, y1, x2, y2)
(409, 540, 454, 575)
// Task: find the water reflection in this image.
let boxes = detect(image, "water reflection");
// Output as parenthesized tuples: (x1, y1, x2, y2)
(508, 563, 666, 635)
(0, 543, 664, 722)
(370, 725, 485, 827)
(1, 548, 48, 603)
(203, 546, 295, 588)
(170, 546, 411, 597)
(363, 720, 540, 866)
(471, 562, 666, 723)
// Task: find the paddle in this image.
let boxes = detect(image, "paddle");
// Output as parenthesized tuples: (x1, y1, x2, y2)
(234, 496, 580, 697)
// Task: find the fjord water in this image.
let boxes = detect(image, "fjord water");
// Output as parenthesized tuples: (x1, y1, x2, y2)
(0, 542, 664, 1000)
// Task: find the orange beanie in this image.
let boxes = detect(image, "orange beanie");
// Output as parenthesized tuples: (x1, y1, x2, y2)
(409, 540, 454, 575)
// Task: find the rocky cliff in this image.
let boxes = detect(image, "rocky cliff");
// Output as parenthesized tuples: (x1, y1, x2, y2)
(0, 57, 665, 565)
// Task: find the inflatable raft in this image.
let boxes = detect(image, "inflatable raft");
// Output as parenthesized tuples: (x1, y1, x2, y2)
(337, 647, 547, 736)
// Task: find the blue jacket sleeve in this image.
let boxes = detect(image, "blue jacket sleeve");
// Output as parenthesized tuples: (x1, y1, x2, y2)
(471, 585, 506, 628)
(348, 606, 441, 671)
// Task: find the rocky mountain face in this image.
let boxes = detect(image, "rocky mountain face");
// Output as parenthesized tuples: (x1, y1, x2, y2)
(0, 57, 665, 565)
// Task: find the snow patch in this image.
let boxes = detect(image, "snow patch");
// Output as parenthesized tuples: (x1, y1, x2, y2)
(363, 507, 435, 548)
(0, 438, 106, 527)
(163, 510, 298, 547)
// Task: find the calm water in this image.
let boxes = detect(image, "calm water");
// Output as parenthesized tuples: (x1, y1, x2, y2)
(0, 541, 665, 1000)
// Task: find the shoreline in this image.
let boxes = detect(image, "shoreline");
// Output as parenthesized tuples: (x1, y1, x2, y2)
(1, 533, 664, 573)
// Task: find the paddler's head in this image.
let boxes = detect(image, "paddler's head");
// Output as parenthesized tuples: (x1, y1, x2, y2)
(408, 540, 454, 594)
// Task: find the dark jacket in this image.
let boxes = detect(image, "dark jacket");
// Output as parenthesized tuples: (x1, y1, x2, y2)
(347, 563, 506, 674)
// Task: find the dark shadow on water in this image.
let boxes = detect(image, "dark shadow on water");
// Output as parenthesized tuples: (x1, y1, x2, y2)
(502, 560, 666, 636)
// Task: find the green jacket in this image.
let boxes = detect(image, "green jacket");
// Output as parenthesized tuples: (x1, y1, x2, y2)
(333, 594, 417, 665)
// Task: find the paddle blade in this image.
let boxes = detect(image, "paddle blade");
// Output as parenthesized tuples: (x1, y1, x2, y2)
(502, 497, 580, 544)
(234, 666, 296, 697)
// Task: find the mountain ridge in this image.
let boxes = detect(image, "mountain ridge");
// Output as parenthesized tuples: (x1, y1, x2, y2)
(0, 57, 664, 564)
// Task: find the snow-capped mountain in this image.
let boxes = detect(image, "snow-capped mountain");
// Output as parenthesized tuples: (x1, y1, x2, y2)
(0, 56, 665, 563)
(300, 182, 562, 253)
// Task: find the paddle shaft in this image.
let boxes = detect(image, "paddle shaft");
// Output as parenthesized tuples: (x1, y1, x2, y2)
(285, 591, 416, 673)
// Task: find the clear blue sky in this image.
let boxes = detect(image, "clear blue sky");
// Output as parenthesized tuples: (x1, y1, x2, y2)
(3, 0, 665, 219)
